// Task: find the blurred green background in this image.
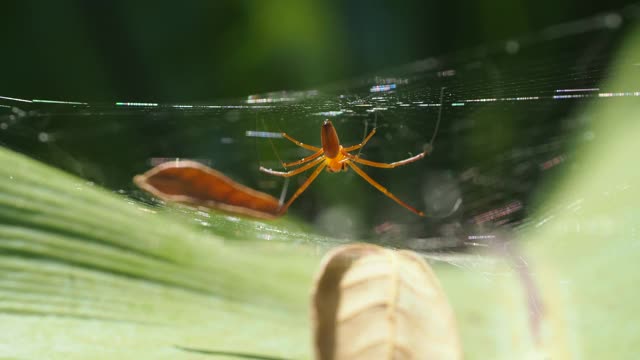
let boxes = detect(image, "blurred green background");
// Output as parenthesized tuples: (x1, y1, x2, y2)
(0, 0, 634, 101)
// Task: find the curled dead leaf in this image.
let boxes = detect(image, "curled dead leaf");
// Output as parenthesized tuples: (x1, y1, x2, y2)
(312, 243, 461, 360)
(134, 160, 282, 219)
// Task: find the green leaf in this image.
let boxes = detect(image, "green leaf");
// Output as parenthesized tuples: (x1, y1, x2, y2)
(0, 147, 320, 359)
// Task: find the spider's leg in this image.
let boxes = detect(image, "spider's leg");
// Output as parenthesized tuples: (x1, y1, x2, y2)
(282, 132, 322, 151)
(278, 162, 327, 214)
(260, 156, 325, 177)
(344, 150, 426, 169)
(342, 128, 377, 152)
(282, 149, 323, 168)
(347, 162, 425, 216)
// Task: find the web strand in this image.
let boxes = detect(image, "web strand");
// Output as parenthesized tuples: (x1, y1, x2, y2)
(429, 86, 446, 147)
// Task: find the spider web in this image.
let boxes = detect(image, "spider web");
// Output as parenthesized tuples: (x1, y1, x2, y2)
(1, 6, 638, 254)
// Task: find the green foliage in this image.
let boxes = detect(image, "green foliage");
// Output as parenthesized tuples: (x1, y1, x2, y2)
(0, 147, 319, 359)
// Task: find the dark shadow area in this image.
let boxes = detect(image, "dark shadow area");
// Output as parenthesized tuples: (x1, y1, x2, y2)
(175, 346, 292, 360)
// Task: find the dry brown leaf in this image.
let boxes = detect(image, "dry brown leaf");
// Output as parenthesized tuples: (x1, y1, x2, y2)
(312, 243, 461, 360)
(133, 160, 282, 219)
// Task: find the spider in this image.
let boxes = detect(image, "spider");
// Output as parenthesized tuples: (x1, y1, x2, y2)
(259, 120, 428, 216)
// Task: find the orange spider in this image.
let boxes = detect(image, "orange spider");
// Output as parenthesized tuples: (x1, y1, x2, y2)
(259, 120, 427, 216)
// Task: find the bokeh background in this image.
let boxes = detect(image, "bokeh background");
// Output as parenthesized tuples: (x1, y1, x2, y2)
(1, 0, 634, 101)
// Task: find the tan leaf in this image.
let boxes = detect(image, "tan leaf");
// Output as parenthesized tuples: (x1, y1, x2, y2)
(312, 243, 462, 360)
